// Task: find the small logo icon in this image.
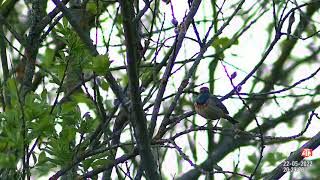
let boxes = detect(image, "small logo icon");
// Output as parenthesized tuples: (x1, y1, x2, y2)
(301, 148, 313, 157)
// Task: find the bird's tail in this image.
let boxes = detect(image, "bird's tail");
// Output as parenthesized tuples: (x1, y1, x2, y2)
(225, 115, 239, 124)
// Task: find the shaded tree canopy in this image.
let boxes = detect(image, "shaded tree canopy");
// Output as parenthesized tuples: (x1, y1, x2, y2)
(0, 0, 320, 179)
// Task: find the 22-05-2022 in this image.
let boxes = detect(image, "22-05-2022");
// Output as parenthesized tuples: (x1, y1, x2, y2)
(282, 160, 313, 172)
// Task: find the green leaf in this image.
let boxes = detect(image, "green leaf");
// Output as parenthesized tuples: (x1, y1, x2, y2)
(7, 78, 18, 104)
(0, 153, 17, 168)
(58, 51, 66, 60)
(55, 35, 68, 45)
(91, 159, 113, 169)
(0, 141, 8, 152)
(34, 160, 56, 177)
(244, 165, 254, 173)
(91, 54, 110, 75)
(62, 17, 69, 28)
(73, 93, 92, 105)
(25, 93, 35, 106)
(32, 115, 55, 136)
(140, 67, 154, 83)
(55, 23, 64, 34)
(50, 72, 62, 85)
(38, 151, 48, 165)
(99, 79, 109, 91)
(83, 158, 95, 171)
(41, 89, 47, 100)
(86, 1, 98, 15)
(212, 37, 239, 49)
(265, 153, 276, 166)
(79, 118, 96, 134)
(43, 48, 54, 68)
(248, 154, 257, 164)
(47, 138, 73, 165)
(60, 127, 76, 143)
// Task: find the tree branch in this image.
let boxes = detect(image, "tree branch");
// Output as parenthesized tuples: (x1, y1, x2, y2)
(118, 0, 160, 179)
(265, 128, 320, 179)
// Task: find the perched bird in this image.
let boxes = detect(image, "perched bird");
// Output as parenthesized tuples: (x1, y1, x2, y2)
(194, 87, 238, 124)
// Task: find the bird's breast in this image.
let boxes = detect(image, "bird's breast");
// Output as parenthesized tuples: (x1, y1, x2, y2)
(195, 102, 209, 117)
(194, 101, 226, 120)
(195, 102, 208, 109)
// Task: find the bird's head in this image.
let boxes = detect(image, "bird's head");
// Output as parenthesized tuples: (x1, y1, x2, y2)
(199, 86, 210, 93)
(196, 87, 210, 105)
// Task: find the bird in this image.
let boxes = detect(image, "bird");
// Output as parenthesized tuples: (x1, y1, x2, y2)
(194, 87, 238, 124)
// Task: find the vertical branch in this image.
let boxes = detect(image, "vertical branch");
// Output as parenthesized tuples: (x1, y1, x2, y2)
(19, 0, 46, 179)
(118, 0, 160, 179)
(20, 0, 46, 98)
(0, 23, 10, 109)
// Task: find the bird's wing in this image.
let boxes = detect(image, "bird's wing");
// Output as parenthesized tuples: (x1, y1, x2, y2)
(209, 95, 229, 114)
